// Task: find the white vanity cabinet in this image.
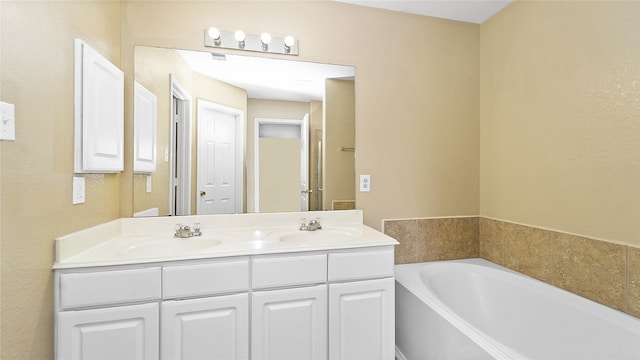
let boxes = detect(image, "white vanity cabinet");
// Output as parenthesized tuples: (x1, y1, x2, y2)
(55, 246, 395, 360)
(251, 253, 328, 360)
(56, 267, 162, 360)
(328, 249, 396, 360)
(161, 259, 250, 360)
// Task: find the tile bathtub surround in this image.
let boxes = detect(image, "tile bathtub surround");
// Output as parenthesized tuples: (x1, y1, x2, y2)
(480, 218, 639, 317)
(383, 217, 479, 264)
(385, 215, 640, 319)
(629, 246, 640, 318)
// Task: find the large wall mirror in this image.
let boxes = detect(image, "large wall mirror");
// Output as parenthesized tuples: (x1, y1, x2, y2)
(133, 46, 356, 216)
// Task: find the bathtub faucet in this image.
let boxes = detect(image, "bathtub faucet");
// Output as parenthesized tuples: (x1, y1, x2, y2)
(299, 218, 322, 231)
(174, 223, 202, 238)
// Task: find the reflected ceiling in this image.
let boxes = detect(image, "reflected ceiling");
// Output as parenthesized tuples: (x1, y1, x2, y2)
(178, 50, 356, 102)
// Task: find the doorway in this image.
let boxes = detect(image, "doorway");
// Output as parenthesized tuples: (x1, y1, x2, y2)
(254, 115, 309, 212)
(169, 75, 192, 216)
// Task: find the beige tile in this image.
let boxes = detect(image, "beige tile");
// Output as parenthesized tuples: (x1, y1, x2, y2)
(501, 223, 554, 282)
(418, 218, 456, 262)
(384, 220, 418, 264)
(479, 218, 503, 264)
(628, 246, 640, 318)
(455, 217, 480, 259)
(417, 217, 478, 261)
(552, 233, 627, 311)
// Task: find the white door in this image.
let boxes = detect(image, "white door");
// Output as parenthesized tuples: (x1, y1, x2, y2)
(162, 294, 249, 360)
(328, 278, 395, 360)
(251, 285, 327, 360)
(57, 303, 159, 360)
(197, 100, 243, 214)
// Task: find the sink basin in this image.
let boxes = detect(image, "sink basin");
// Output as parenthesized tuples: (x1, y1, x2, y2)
(120, 235, 229, 257)
(276, 228, 361, 244)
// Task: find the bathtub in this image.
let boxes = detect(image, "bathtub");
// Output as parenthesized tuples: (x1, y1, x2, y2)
(394, 259, 640, 360)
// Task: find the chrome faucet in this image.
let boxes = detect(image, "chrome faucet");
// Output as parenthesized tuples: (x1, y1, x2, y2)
(300, 218, 322, 231)
(174, 223, 202, 238)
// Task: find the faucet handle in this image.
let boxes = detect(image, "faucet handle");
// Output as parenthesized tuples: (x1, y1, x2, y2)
(299, 217, 308, 231)
(192, 222, 202, 236)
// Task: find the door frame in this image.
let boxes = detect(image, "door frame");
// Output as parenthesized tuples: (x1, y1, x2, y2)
(169, 75, 192, 216)
(196, 99, 245, 214)
(254, 116, 309, 212)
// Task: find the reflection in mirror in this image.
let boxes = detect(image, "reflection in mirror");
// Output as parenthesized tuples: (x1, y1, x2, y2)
(133, 46, 356, 216)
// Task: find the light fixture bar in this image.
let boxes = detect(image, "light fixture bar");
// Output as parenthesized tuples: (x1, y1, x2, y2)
(204, 28, 299, 56)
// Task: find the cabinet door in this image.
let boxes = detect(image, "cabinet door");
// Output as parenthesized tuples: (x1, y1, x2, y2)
(57, 302, 159, 360)
(161, 293, 249, 360)
(252, 285, 327, 360)
(74, 38, 124, 173)
(329, 278, 395, 360)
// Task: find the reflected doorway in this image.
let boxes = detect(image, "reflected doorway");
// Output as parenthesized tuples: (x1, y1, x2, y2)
(254, 115, 309, 212)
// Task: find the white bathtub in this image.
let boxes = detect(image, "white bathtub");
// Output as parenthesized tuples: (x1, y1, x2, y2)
(395, 259, 640, 360)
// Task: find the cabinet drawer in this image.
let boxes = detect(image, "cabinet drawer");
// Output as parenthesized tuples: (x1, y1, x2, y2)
(163, 259, 249, 299)
(59, 267, 161, 310)
(328, 248, 394, 281)
(252, 254, 327, 289)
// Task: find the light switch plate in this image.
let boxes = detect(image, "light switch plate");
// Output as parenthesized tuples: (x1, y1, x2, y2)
(73, 176, 86, 204)
(0, 101, 16, 141)
(146, 175, 152, 193)
(360, 175, 371, 192)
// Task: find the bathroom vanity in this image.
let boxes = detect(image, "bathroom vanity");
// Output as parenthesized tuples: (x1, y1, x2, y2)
(53, 210, 398, 360)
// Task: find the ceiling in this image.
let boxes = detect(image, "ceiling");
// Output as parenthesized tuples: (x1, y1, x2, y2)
(335, 0, 512, 24)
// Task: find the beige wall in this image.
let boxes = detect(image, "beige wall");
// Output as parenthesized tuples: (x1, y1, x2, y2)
(1, 1, 483, 357)
(480, 1, 640, 246)
(324, 79, 355, 210)
(258, 138, 302, 212)
(0, 2, 122, 358)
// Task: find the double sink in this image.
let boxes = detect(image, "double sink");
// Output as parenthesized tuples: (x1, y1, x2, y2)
(115, 226, 363, 258)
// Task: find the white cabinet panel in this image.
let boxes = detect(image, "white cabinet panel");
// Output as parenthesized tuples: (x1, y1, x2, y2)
(252, 253, 326, 289)
(252, 285, 327, 360)
(134, 81, 158, 173)
(163, 259, 249, 299)
(328, 247, 394, 282)
(74, 38, 124, 173)
(57, 302, 159, 360)
(59, 267, 161, 310)
(329, 278, 395, 360)
(162, 294, 249, 360)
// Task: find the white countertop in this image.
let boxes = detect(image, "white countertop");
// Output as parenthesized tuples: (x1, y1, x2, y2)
(54, 210, 398, 269)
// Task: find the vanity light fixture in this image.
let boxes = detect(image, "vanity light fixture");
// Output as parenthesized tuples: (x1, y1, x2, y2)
(208, 27, 222, 46)
(234, 30, 246, 48)
(260, 32, 271, 51)
(204, 27, 299, 56)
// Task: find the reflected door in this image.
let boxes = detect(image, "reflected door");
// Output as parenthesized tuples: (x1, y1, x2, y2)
(197, 100, 242, 214)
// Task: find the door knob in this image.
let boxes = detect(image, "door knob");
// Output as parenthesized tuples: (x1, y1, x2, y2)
(301, 189, 313, 194)
(200, 191, 206, 196)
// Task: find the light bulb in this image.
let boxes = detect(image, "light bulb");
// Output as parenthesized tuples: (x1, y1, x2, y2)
(284, 35, 295, 48)
(260, 32, 272, 45)
(234, 30, 246, 42)
(207, 27, 221, 40)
